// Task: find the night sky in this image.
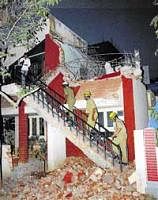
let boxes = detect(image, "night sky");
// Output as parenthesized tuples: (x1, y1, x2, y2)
(51, 0, 158, 80)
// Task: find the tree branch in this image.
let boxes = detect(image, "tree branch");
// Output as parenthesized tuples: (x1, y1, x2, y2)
(6, 6, 30, 42)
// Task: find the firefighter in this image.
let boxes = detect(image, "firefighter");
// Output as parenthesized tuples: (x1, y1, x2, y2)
(19, 53, 31, 86)
(84, 90, 98, 129)
(109, 111, 128, 164)
(62, 82, 76, 120)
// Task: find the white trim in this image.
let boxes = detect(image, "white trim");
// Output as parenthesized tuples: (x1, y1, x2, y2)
(132, 79, 148, 129)
(47, 123, 66, 171)
(2, 108, 18, 116)
(37, 117, 40, 138)
(134, 129, 147, 193)
(15, 116, 19, 148)
(29, 117, 32, 137)
(75, 98, 122, 109)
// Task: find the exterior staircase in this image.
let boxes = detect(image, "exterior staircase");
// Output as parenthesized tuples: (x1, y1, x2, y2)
(22, 86, 123, 171)
(2, 65, 123, 171)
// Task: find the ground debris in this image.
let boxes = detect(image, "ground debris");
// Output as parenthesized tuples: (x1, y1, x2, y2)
(0, 157, 155, 200)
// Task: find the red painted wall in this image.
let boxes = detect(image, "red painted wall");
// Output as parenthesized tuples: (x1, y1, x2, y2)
(47, 69, 136, 160)
(97, 73, 135, 161)
(48, 73, 86, 157)
(66, 139, 86, 158)
(45, 34, 60, 73)
(19, 101, 28, 162)
(122, 76, 135, 161)
(44, 36, 120, 159)
(73, 85, 80, 96)
(44, 34, 85, 158)
(48, 74, 80, 101)
(144, 128, 158, 181)
(48, 72, 65, 101)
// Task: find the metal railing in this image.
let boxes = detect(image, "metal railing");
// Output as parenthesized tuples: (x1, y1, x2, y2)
(30, 87, 123, 171)
(35, 79, 114, 136)
(9, 67, 123, 171)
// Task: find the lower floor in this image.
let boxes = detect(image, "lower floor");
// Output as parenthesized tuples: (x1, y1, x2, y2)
(0, 156, 152, 200)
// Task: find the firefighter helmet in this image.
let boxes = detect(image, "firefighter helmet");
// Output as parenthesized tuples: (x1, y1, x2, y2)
(109, 112, 117, 120)
(83, 90, 91, 97)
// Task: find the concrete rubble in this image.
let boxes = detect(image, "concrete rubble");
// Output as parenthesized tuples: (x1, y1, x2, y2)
(0, 157, 155, 200)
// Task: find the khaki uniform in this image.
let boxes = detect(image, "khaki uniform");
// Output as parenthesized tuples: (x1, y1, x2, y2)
(113, 118, 128, 163)
(64, 87, 76, 117)
(86, 99, 98, 128)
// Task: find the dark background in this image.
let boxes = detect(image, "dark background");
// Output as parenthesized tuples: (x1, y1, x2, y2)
(51, 0, 158, 81)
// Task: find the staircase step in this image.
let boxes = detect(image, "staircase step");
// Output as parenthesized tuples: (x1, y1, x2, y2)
(24, 94, 121, 170)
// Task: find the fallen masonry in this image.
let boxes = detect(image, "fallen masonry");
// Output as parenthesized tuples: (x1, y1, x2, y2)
(0, 157, 155, 200)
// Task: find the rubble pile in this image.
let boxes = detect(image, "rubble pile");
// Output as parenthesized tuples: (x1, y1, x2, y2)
(0, 157, 154, 200)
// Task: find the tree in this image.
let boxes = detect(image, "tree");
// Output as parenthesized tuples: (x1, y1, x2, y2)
(0, 0, 61, 188)
(150, 0, 158, 55)
(0, 0, 61, 61)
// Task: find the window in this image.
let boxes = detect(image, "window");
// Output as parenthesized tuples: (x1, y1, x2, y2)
(117, 111, 123, 117)
(3, 117, 15, 145)
(28, 118, 30, 136)
(98, 112, 104, 126)
(29, 117, 46, 138)
(32, 118, 37, 136)
(39, 118, 44, 136)
(106, 110, 124, 128)
(117, 110, 124, 121)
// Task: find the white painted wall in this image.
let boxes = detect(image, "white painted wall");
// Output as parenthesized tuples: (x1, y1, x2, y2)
(2, 108, 18, 116)
(2, 145, 12, 178)
(35, 18, 49, 43)
(3, 44, 27, 67)
(75, 98, 123, 109)
(133, 79, 148, 129)
(75, 97, 124, 131)
(50, 15, 87, 48)
(2, 83, 19, 95)
(134, 129, 147, 193)
(15, 116, 19, 148)
(47, 123, 66, 171)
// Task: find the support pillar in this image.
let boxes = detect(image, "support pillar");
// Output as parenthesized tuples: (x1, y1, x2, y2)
(47, 123, 66, 171)
(134, 129, 147, 193)
(19, 101, 28, 162)
(134, 128, 158, 198)
(122, 76, 135, 161)
(144, 128, 158, 198)
(14, 116, 19, 150)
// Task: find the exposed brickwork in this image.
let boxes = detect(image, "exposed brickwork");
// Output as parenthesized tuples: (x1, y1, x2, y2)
(76, 76, 122, 100)
(19, 101, 28, 162)
(144, 128, 158, 181)
(97, 71, 120, 79)
(122, 76, 135, 161)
